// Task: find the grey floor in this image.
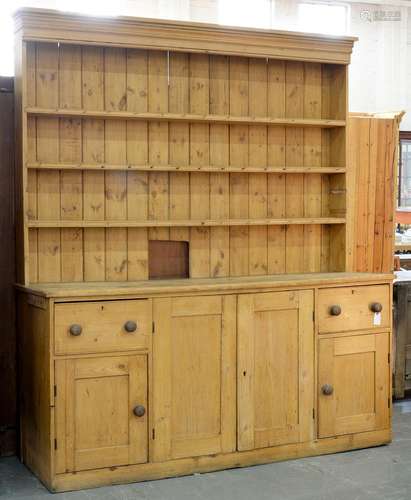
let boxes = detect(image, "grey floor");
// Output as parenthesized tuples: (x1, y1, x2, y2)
(2, 401, 411, 500)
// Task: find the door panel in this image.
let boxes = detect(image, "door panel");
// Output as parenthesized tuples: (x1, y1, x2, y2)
(152, 295, 236, 461)
(318, 332, 389, 438)
(55, 355, 147, 472)
(237, 290, 314, 451)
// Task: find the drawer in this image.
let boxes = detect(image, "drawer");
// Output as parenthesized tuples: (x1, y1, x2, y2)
(54, 299, 151, 354)
(317, 285, 390, 334)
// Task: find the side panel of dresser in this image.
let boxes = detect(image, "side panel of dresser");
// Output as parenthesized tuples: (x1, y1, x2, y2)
(18, 292, 53, 486)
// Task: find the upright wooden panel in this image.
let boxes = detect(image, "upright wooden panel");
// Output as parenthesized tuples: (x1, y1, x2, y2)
(351, 114, 400, 273)
(209, 55, 230, 277)
(59, 45, 83, 282)
(190, 54, 210, 278)
(249, 58, 268, 275)
(152, 295, 236, 461)
(82, 47, 106, 281)
(267, 60, 286, 273)
(238, 290, 314, 450)
(168, 52, 189, 245)
(229, 57, 249, 276)
(148, 51, 169, 242)
(36, 43, 61, 282)
(285, 62, 304, 273)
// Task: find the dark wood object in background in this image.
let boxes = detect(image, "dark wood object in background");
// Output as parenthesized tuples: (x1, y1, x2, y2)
(149, 240, 189, 279)
(0, 76, 16, 456)
(394, 273, 411, 399)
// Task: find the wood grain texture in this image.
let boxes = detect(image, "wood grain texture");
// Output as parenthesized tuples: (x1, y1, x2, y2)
(350, 114, 401, 273)
(22, 42, 350, 283)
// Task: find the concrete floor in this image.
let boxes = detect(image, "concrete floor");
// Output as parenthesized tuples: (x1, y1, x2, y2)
(1, 401, 411, 500)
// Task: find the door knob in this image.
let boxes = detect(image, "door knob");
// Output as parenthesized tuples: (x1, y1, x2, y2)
(133, 405, 146, 417)
(370, 302, 383, 313)
(124, 320, 137, 333)
(329, 305, 342, 316)
(321, 384, 334, 396)
(69, 324, 82, 336)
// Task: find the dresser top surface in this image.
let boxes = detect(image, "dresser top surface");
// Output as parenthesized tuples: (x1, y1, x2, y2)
(17, 273, 393, 299)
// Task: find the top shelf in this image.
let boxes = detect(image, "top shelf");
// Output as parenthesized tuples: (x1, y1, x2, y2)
(25, 108, 346, 128)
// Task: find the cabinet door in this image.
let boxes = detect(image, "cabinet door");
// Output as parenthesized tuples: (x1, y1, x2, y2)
(152, 295, 236, 461)
(237, 290, 314, 451)
(55, 355, 147, 472)
(318, 333, 389, 438)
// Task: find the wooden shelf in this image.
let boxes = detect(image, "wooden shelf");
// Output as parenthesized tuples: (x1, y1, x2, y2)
(25, 107, 346, 128)
(28, 217, 346, 228)
(26, 162, 346, 174)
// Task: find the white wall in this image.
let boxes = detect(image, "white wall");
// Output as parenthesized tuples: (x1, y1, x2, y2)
(5, 0, 411, 128)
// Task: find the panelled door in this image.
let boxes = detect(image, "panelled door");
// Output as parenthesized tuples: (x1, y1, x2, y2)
(237, 290, 314, 451)
(318, 332, 390, 438)
(55, 355, 148, 472)
(152, 295, 236, 461)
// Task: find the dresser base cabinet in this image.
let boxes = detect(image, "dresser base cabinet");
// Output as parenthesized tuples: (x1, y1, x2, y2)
(17, 273, 392, 492)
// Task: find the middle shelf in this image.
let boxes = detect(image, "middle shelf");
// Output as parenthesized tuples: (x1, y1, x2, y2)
(26, 162, 347, 174)
(28, 217, 346, 228)
(25, 107, 346, 128)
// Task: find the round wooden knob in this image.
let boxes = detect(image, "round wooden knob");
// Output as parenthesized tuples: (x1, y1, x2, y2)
(133, 405, 145, 417)
(69, 324, 82, 336)
(370, 302, 383, 313)
(321, 384, 334, 396)
(124, 320, 137, 333)
(329, 305, 342, 316)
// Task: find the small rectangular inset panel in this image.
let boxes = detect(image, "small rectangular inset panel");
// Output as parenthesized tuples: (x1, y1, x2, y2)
(149, 240, 189, 280)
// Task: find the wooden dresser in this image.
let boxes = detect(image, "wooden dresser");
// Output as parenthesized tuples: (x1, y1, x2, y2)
(14, 8, 393, 492)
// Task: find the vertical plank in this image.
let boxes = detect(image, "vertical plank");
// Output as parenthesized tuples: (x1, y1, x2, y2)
(237, 294, 255, 450)
(59, 45, 82, 109)
(36, 42, 58, 109)
(59, 45, 83, 281)
(351, 118, 371, 272)
(127, 49, 149, 279)
(285, 61, 304, 273)
(381, 120, 396, 272)
(267, 60, 286, 274)
(229, 56, 249, 276)
(169, 52, 190, 243)
(36, 42, 60, 281)
(248, 58, 268, 275)
(303, 63, 322, 272)
(189, 53, 210, 278)
(210, 55, 230, 277)
(82, 47, 105, 281)
(148, 51, 169, 241)
(372, 120, 386, 273)
(105, 48, 127, 280)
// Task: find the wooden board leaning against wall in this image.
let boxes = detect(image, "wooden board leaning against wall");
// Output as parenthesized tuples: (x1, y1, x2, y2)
(350, 111, 404, 274)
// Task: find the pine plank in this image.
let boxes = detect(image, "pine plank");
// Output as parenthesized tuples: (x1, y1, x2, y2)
(210, 55, 230, 277)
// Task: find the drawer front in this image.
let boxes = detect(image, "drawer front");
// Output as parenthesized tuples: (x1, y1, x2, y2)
(54, 300, 151, 354)
(318, 285, 390, 334)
